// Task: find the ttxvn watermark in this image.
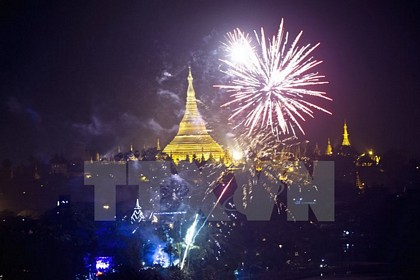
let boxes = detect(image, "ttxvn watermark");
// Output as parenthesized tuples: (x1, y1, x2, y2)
(84, 161, 334, 222)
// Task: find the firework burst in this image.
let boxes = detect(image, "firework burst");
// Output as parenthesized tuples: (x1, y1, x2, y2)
(216, 19, 331, 141)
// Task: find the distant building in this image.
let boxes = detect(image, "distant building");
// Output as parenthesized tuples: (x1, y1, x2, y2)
(321, 122, 358, 187)
(50, 154, 68, 175)
(313, 143, 321, 158)
(356, 149, 384, 189)
(320, 122, 386, 191)
(356, 149, 380, 167)
(336, 122, 358, 158)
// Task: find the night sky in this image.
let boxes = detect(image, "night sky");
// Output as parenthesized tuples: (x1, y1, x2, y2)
(1, 0, 419, 163)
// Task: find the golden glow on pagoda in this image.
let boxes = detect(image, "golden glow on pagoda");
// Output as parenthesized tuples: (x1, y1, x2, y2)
(342, 122, 351, 146)
(326, 138, 333, 155)
(163, 67, 225, 162)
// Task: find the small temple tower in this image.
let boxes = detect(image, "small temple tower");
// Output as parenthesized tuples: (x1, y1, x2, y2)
(163, 68, 225, 162)
(342, 122, 351, 146)
(355, 171, 364, 192)
(157, 138, 161, 151)
(337, 121, 357, 157)
(325, 138, 333, 156)
(313, 143, 321, 157)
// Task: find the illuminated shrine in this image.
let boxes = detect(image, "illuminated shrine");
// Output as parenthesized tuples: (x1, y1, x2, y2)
(163, 68, 225, 162)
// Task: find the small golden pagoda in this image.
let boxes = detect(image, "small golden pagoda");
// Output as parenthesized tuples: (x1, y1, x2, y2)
(337, 121, 357, 157)
(163, 67, 225, 162)
(342, 122, 351, 146)
(325, 138, 333, 156)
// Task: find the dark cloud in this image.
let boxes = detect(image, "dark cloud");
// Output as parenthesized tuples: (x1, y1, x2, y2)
(144, 118, 178, 136)
(7, 97, 41, 123)
(157, 89, 181, 104)
(72, 116, 110, 136)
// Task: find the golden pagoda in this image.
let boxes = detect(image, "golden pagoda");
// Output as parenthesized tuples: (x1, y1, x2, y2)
(325, 138, 333, 156)
(337, 121, 357, 157)
(342, 122, 351, 146)
(163, 67, 225, 162)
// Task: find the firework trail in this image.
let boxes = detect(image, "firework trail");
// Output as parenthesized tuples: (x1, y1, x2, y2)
(216, 19, 331, 145)
(180, 213, 199, 270)
(180, 175, 234, 270)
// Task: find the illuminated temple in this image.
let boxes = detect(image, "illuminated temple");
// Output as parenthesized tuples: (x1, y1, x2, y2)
(163, 68, 225, 162)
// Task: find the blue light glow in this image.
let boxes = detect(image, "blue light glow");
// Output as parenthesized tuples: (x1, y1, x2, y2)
(152, 244, 170, 268)
(95, 256, 113, 275)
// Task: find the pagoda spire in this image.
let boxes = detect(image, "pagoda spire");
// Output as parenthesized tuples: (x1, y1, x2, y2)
(313, 143, 321, 157)
(187, 66, 194, 98)
(157, 138, 161, 151)
(342, 121, 351, 146)
(176, 67, 207, 136)
(326, 138, 333, 155)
